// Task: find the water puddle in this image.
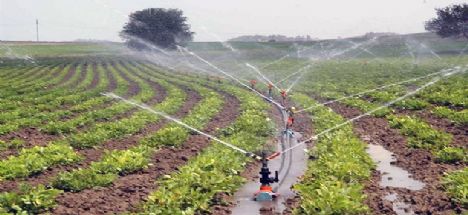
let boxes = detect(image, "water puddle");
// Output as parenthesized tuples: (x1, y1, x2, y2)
(384, 193, 414, 215)
(366, 143, 424, 215)
(366, 144, 425, 190)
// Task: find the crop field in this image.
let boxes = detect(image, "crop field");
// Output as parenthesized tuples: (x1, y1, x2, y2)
(0, 35, 467, 215)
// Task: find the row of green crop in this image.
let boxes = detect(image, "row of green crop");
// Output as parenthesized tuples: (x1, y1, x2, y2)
(432, 106, 468, 125)
(140, 79, 273, 214)
(0, 63, 71, 100)
(0, 63, 224, 214)
(291, 93, 374, 214)
(54, 76, 221, 192)
(442, 168, 468, 208)
(0, 62, 151, 179)
(0, 63, 111, 135)
(0, 64, 86, 121)
(39, 63, 138, 136)
(387, 115, 466, 164)
(340, 95, 465, 164)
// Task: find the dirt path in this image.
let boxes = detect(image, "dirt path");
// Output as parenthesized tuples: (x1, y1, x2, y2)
(51, 90, 240, 215)
(326, 102, 465, 214)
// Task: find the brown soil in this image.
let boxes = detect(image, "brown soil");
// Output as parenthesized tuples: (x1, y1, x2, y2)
(0, 128, 58, 159)
(326, 101, 465, 215)
(50, 90, 240, 215)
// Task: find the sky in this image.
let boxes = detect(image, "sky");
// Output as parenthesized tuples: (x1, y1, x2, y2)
(0, 0, 465, 42)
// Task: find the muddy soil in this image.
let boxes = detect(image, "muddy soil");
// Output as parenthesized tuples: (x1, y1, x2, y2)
(326, 102, 465, 215)
(51, 91, 240, 215)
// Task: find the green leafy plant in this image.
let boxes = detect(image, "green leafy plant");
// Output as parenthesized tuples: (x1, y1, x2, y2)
(0, 184, 63, 214)
(436, 147, 467, 164)
(442, 168, 468, 207)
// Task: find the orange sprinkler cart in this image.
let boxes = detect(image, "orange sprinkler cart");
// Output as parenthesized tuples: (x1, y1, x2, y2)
(286, 107, 296, 129)
(280, 89, 287, 106)
(250, 79, 257, 89)
(267, 83, 274, 98)
(254, 153, 279, 201)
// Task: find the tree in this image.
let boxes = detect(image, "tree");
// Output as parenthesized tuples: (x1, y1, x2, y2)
(120, 8, 194, 50)
(425, 4, 468, 39)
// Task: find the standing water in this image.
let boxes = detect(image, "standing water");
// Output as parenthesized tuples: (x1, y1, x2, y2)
(366, 143, 425, 215)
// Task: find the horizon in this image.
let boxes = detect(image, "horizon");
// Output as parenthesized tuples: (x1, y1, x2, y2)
(1, 0, 466, 42)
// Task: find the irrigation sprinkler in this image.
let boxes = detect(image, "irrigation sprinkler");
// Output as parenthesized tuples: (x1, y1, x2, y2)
(245, 63, 282, 92)
(254, 152, 279, 201)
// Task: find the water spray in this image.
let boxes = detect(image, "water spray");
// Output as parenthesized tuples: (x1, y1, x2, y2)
(245, 63, 281, 92)
(295, 67, 458, 113)
(101, 92, 261, 160)
(177, 46, 285, 109)
(274, 66, 466, 156)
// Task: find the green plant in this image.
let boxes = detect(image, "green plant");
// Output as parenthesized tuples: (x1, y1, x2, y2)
(291, 93, 374, 214)
(387, 115, 452, 150)
(433, 106, 468, 125)
(0, 184, 62, 214)
(436, 147, 467, 163)
(442, 168, 468, 207)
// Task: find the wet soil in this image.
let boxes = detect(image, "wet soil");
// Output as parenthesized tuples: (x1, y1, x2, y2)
(50, 90, 240, 215)
(326, 102, 465, 215)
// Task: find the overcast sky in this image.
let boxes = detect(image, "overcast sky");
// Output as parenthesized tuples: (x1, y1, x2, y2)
(0, 0, 465, 42)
